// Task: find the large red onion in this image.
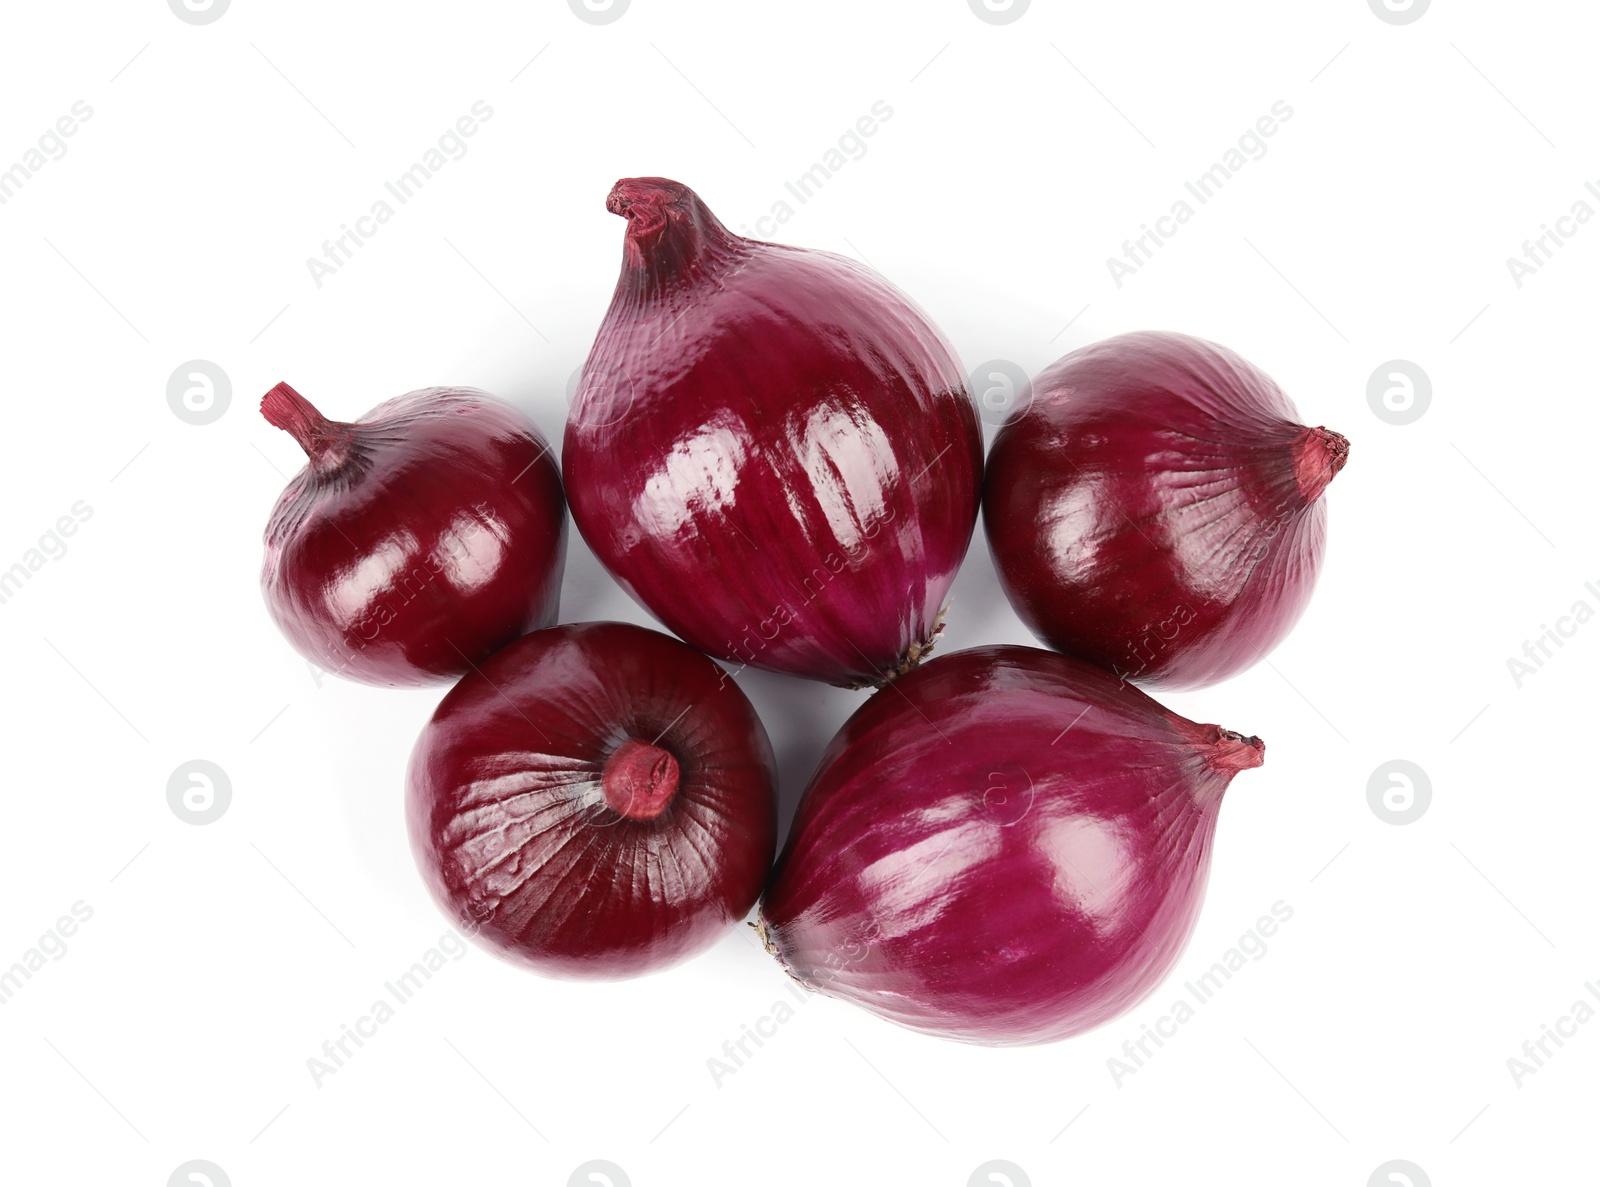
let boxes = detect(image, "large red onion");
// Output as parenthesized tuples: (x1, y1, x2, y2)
(407, 622, 777, 979)
(260, 383, 566, 687)
(983, 331, 1348, 689)
(758, 644, 1262, 1046)
(563, 177, 982, 687)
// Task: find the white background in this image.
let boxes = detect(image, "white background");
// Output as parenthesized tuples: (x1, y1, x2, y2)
(1, 1, 1594, 1184)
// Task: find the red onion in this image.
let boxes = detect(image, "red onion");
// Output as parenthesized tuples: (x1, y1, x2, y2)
(406, 621, 777, 979)
(983, 331, 1349, 689)
(563, 177, 982, 687)
(260, 382, 566, 687)
(758, 644, 1263, 1046)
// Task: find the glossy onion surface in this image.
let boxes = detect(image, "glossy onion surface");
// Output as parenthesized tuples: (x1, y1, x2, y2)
(261, 383, 566, 688)
(984, 331, 1349, 690)
(407, 622, 778, 980)
(759, 645, 1263, 1046)
(564, 177, 982, 688)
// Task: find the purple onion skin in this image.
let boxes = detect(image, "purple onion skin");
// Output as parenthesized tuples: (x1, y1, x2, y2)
(564, 178, 982, 688)
(407, 622, 778, 980)
(759, 644, 1262, 1046)
(984, 331, 1349, 690)
(261, 384, 567, 688)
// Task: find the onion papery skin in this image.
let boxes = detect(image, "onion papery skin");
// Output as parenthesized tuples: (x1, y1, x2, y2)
(407, 622, 778, 980)
(261, 383, 567, 688)
(983, 331, 1349, 690)
(564, 177, 982, 688)
(759, 644, 1262, 1046)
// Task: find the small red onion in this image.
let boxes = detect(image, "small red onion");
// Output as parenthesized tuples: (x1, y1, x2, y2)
(260, 383, 566, 687)
(983, 331, 1349, 689)
(407, 622, 777, 979)
(563, 177, 982, 688)
(758, 644, 1262, 1046)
